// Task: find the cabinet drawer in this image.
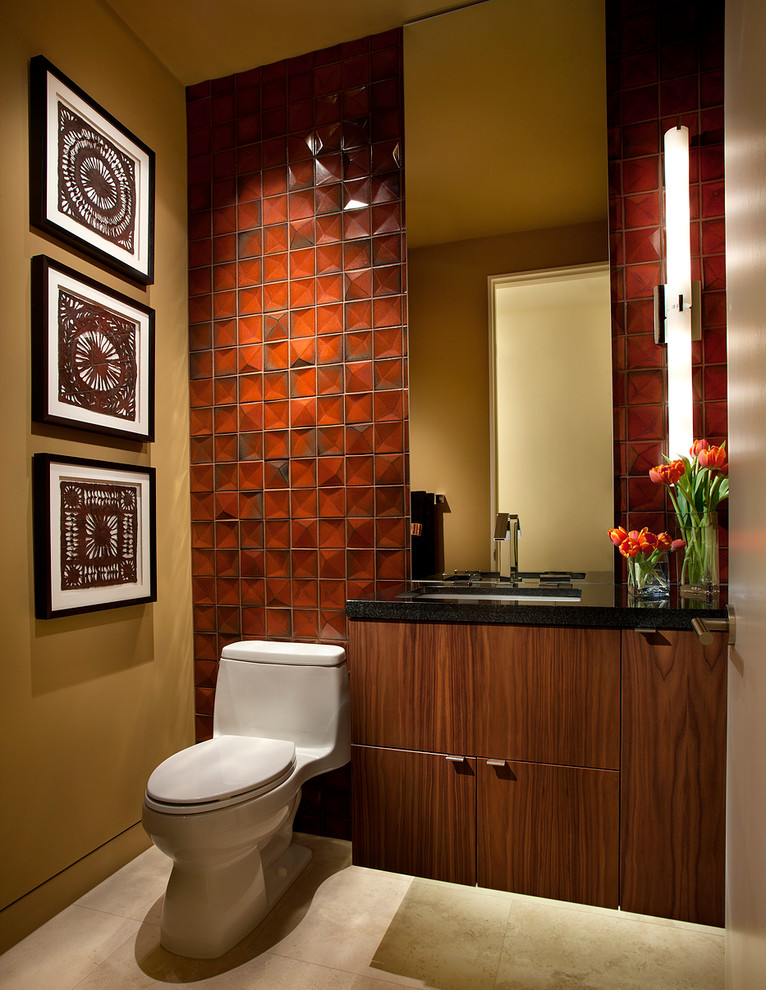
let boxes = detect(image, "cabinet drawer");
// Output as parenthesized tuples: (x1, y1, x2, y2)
(477, 759, 620, 909)
(349, 620, 475, 754)
(474, 625, 621, 769)
(351, 744, 477, 886)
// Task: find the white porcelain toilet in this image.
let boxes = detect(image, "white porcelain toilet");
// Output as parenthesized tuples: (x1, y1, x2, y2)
(142, 639, 350, 958)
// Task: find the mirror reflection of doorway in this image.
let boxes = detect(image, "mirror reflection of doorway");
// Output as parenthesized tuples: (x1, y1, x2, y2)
(490, 265, 614, 575)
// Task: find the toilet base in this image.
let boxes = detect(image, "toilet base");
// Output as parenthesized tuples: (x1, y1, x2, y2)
(263, 839, 312, 906)
(158, 795, 312, 959)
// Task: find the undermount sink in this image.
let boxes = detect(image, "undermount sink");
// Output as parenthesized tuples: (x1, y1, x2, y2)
(403, 579, 583, 604)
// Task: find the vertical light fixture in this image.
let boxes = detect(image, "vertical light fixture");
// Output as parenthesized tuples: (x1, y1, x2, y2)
(654, 123, 700, 460)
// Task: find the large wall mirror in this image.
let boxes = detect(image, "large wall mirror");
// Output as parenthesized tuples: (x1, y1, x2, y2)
(405, 0, 613, 574)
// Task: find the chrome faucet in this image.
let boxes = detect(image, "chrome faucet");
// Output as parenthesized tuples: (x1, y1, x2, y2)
(494, 513, 521, 578)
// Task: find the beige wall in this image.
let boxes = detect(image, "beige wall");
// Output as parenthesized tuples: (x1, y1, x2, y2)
(0, 0, 193, 947)
(724, 1, 766, 985)
(408, 221, 608, 574)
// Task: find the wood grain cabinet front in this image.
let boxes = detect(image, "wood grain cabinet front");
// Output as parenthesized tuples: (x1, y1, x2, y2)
(349, 620, 621, 905)
(477, 759, 620, 908)
(348, 619, 726, 923)
(620, 629, 727, 927)
(349, 619, 475, 754)
(351, 746, 477, 887)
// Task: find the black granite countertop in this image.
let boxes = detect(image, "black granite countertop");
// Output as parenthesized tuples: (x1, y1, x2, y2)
(346, 571, 729, 631)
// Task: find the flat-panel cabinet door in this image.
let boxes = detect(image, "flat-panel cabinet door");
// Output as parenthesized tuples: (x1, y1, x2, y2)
(473, 626, 621, 770)
(349, 619, 475, 755)
(621, 629, 726, 927)
(351, 745, 477, 886)
(477, 760, 620, 909)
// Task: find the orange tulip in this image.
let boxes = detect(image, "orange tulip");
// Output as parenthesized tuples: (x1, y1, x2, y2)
(639, 530, 659, 552)
(649, 460, 685, 486)
(691, 439, 710, 456)
(619, 535, 642, 557)
(671, 539, 687, 552)
(657, 532, 673, 551)
(608, 526, 628, 546)
(698, 444, 728, 473)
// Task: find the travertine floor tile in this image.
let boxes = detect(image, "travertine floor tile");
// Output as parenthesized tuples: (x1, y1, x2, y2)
(76, 844, 171, 925)
(251, 863, 413, 978)
(78, 925, 360, 990)
(495, 897, 725, 990)
(0, 905, 140, 990)
(370, 878, 512, 990)
(0, 838, 725, 990)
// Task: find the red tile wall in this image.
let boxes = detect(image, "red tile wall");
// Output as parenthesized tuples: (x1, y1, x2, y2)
(606, 0, 728, 581)
(186, 31, 408, 837)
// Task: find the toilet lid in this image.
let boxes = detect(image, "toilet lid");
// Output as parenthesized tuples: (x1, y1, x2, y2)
(146, 735, 296, 806)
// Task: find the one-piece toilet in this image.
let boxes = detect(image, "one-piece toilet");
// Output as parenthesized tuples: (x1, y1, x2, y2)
(142, 639, 350, 958)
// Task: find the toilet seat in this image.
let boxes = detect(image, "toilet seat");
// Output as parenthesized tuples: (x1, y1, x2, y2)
(146, 735, 296, 811)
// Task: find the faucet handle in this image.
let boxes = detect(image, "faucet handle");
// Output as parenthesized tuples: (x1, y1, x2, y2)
(494, 512, 510, 540)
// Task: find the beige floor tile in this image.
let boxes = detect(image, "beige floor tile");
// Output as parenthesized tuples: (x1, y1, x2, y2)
(0, 905, 140, 990)
(495, 897, 725, 990)
(0, 836, 726, 990)
(294, 831, 354, 876)
(248, 863, 413, 979)
(369, 877, 513, 990)
(77, 923, 360, 990)
(76, 845, 171, 926)
(350, 976, 427, 990)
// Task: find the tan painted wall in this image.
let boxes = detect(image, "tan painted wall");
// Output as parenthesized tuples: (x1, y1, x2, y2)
(724, 1, 766, 984)
(408, 221, 609, 574)
(0, 0, 193, 942)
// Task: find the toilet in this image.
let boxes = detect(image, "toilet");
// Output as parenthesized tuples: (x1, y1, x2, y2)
(142, 639, 350, 959)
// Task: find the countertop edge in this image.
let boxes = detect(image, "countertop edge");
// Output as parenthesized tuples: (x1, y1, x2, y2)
(345, 598, 728, 630)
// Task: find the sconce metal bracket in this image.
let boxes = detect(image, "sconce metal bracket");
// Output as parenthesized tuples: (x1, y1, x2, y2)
(654, 281, 702, 344)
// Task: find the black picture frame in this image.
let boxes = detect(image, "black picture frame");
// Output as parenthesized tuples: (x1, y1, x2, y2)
(29, 55, 155, 285)
(33, 453, 157, 619)
(32, 256, 155, 441)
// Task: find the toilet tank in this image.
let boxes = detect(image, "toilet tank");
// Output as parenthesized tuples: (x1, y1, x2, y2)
(213, 641, 349, 752)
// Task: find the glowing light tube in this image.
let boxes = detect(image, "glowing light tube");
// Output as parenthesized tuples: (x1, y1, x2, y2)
(664, 124, 694, 461)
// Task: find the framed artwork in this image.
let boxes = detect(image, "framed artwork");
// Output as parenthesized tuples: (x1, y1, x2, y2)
(32, 256, 155, 441)
(29, 55, 155, 285)
(33, 453, 156, 619)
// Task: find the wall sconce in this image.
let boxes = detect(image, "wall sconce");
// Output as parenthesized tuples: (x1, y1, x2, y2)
(654, 123, 700, 460)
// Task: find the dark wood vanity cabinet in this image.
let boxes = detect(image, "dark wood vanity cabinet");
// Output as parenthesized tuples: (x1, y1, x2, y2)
(352, 745, 477, 887)
(474, 624, 621, 908)
(349, 620, 621, 908)
(476, 760, 619, 907)
(621, 628, 727, 927)
(349, 617, 727, 925)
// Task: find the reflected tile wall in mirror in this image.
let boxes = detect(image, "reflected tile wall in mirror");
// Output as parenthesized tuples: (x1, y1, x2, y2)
(607, 0, 728, 586)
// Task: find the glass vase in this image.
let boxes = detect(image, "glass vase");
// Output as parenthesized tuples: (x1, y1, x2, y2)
(627, 556, 670, 601)
(679, 517, 719, 600)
